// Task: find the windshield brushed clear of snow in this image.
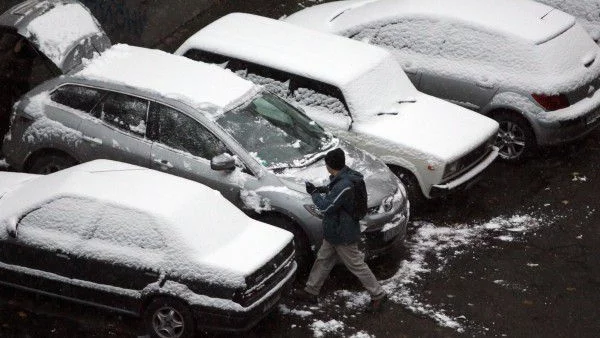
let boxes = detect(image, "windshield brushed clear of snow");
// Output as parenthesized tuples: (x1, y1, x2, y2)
(216, 93, 334, 168)
(342, 56, 419, 117)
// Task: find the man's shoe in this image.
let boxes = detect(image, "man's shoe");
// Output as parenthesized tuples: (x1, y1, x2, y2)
(366, 294, 387, 313)
(290, 288, 318, 304)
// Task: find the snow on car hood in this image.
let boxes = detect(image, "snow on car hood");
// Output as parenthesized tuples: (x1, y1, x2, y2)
(353, 93, 499, 162)
(0, 172, 38, 197)
(276, 141, 397, 208)
(193, 218, 293, 278)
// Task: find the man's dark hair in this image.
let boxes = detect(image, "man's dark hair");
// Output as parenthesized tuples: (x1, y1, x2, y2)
(325, 148, 345, 170)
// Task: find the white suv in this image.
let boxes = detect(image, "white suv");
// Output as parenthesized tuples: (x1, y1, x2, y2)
(175, 13, 499, 203)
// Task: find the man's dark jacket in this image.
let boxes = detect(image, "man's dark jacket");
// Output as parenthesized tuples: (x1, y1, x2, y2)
(311, 166, 362, 245)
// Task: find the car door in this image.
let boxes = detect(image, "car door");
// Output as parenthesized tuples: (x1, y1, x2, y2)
(0, 197, 92, 298)
(68, 203, 163, 313)
(147, 102, 250, 206)
(364, 19, 498, 111)
(78, 91, 152, 167)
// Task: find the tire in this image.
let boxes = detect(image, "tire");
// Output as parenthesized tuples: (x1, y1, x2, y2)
(491, 111, 536, 162)
(389, 167, 425, 207)
(144, 297, 196, 338)
(259, 214, 312, 274)
(28, 153, 77, 174)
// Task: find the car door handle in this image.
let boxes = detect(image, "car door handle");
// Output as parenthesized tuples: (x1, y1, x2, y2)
(153, 159, 174, 169)
(82, 135, 103, 145)
(55, 253, 70, 260)
(144, 271, 159, 278)
(476, 81, 494, 89)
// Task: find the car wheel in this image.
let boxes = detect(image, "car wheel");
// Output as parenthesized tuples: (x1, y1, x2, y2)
(389, 167, 425, 207)
(28, 153, 77, 174)
(144, 297, 195, 338)
(259, 214, 312, 274)
(492, 111, 536, 162)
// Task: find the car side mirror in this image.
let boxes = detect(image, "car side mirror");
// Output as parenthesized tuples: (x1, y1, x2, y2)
(211, 153, 236, 171)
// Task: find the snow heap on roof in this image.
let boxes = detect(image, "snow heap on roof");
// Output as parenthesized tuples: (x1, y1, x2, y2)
(76, 44, 257, 109)
(24, 2, 102, 68)
(177, 13, 418, 116)
(0, 160, 292, 286)
(328, 0, 575, 44)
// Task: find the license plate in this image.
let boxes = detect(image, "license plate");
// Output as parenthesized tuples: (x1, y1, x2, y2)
(383, 224, 402, 242)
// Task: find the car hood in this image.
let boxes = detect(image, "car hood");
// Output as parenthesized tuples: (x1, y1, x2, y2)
(0, 0, 111, 73)
(354, 93, 499, 162)
(0, 172, 38, 197)
(193, 218, 294, 278)
(275, 141, 397, 208)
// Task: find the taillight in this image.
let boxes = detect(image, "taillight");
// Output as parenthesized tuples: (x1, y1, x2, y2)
(532, 94, 570, 111)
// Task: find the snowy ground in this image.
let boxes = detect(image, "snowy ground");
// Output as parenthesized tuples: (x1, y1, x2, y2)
(278, 213, 556, 337)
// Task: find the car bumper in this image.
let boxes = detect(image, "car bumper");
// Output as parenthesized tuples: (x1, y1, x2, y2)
(191, 261, 296, 332)
(361, 210, 409, 259)
(535, 106, 600, 146)
(430, 146, 499, 198)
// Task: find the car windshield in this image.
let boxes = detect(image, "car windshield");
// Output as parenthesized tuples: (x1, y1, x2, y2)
(216, 93, 335, 169)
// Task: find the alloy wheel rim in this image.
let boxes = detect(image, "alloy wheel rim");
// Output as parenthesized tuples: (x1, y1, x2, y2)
(496, 121, 526, 159)
(152, 306, 185, 338)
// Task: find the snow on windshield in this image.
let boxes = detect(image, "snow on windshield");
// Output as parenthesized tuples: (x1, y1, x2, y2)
(536, 0, 600, 41)
(24, 3, 101, 68)
(353, 18, 600, 94)
(216, 93, 335, 169)
(342, 55, 418, 117)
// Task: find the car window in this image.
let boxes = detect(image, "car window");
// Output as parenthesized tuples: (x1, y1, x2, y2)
(151, 102, 229, 159)
(93, 92, 149, 136)
(242, 63, 291, 98)
(182, 48, 230, 65)
(50, 85, 105, 113)
(290, 76, 350, 116)
(18, 197, 100, 239)
(91, 205, 164, 250)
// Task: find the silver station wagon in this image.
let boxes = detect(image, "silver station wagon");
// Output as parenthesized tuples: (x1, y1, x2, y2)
(2, 44, 409, 268)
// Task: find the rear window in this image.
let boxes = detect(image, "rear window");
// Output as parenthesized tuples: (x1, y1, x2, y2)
(51, 85, 104, 113)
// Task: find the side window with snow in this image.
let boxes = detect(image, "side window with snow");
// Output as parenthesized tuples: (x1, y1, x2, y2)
(290, 76, 349, 117)
(92, 92, 148, 136)
(152, 102, 229, 159)
(50, 85, 104, 113)
(245, 63, 292, 98)
(359, 19, 446, 56)
(18, 197, 100, 241)
(91, 205, 164, 250)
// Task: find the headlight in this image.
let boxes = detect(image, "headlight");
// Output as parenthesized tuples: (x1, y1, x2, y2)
(443, 160, 463, 179)
(382, 195, 394, 212)
(304, 204, 323, 218)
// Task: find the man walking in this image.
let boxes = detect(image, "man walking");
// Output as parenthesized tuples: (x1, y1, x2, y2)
(292, 148, 387, 312)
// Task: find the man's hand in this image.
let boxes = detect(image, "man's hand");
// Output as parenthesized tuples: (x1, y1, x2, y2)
(305, 181, 317, 194)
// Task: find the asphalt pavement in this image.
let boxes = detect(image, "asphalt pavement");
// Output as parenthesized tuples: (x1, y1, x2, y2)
(0, 0, 599, 337)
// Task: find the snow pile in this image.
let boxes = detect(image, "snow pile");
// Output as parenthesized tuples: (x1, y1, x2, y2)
(281, 214, 547, 335)
(77, 44, 257, 110)
(536, 0, 600, 41)
(24, 3, 102, 68)
(0, 159, 8, 170)
(310, 319, 345, 337)
(279, 304, 314, 318)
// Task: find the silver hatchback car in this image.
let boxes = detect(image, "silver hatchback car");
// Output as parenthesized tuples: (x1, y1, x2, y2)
(2, 45, 409, 268)
(285, 0, 600, 161)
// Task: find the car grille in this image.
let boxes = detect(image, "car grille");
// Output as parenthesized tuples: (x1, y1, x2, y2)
(236, 241, 295, 307)
(443, 137, 494, 183)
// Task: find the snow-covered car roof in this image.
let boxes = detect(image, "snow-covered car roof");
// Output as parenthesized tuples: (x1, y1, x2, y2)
(288, 0, 576, 45)
(0, 0, 110, 72)
(178, 13, 394, 88)
(176, 13, 418, 116)
(75, 44, 257, 110)
(0, 160, 293, 284)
